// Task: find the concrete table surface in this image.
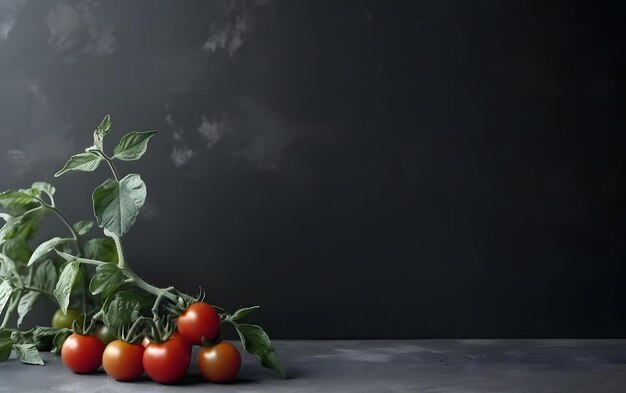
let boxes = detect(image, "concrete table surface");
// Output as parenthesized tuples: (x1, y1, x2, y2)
(1, 340, 626, 392)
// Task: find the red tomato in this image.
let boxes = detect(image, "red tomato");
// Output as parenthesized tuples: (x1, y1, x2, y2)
(197, 342, 241, 383)
(143, 338, 191, 384)
(61, 333, 105, 374)
(102, 340, 145, 381)
(177, 303, 220, 345)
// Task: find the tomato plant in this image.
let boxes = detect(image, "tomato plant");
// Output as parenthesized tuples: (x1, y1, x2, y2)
(198, 342, 241, 383)
(143, 338, 191, 384)
(177, 302, 220, 345)
(0, 115, 286, 381)
(102, 339, 145, 381)
(61, 333, 104, 374)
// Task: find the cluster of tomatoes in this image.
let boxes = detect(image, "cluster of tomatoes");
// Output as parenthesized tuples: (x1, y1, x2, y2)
(58, 303, 241, 384)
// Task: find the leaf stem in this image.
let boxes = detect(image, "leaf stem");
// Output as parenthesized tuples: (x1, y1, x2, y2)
(94, 150, 120, 181)
(1, 291, 22, 329)
(111, 233, 126, 269)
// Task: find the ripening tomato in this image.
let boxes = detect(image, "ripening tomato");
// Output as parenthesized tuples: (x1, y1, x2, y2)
(177, 303, 220, 345)
(61, 333, 105, 374)
(143, 338, 191, 384)
(95, 324, 116, 346)
(197, 342, 241, 383)
(52, 308, 83, 329)
(102, 340, 145, 381)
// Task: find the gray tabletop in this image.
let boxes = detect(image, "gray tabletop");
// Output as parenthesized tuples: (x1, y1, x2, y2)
(1, 340, 626, 392)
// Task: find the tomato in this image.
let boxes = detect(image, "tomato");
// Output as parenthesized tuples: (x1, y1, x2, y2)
(102, 340, 145, 381)
(95, 324, 116, 346)
(61, 333, 105, 374)
(197, 342, 241, 383)
(143, 338, 191, 384)
(52, 308, 83, 329)
(177, 303, 220, 345)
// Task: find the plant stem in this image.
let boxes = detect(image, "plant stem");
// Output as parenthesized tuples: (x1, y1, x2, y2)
(111, 234, 126, 269)
(1, 291, 21, 329)
(95, 150, 121, 181)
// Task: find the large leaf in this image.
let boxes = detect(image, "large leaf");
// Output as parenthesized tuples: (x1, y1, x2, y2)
(32, 326, 64, 351)
(113, 131, 158, 161)
(53, 261, 80, 314)
(0, 280, 13, 316)
(0, 339, 12, 362)
(84, 238, 118, 263)
(92, 174, 147, 237)
(89, 263, 124, 297)
(0, 190, 36, 208)
(102, 289, 153, 334)
(28, 237, 73, 266)
(91, 114, 112, 151)
(54, 153, 102, 177)
(32, 259, 57, 293)
(2, 236, 31, 263)
(17, 292, 39, 327)
(233, 323, 285, 378)
(0, 254, 16, 279)
(14, 343, 43, 365)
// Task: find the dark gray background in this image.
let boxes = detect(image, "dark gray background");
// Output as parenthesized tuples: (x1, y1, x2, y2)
(1, 0, 626, 338)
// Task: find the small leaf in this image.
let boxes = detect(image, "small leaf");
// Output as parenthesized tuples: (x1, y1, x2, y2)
(54, 153, 102, 177)
(233, 323, 285, 378)
(28, 237, 73, 266)
(51, 329, 72, 353)
(72, 220, 94, 236)
(14, 343, 44, 365)
(32, 259, 58, 293)
(53, 261, 80, 314)
(0, 339, 12, 362)
(17, 292, 39, 327)
(231, 306, 260, 322)
(32, 326, 63, 351)
(113, 131, 158, 161)
(91, 114, 112, 151)
(92, 174, 147, 237)
(84, 238, 118, 263)
(89, 263, 124, 296)
(0, 280, 13, 316)
(102, 289, 153, 335)
(31, 182, 55, 197)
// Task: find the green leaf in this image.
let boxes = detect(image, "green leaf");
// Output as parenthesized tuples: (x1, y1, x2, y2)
(0, 190, 36, 208)
(31, 182, 55, 197)
(89, 263, 124, 297)
(72, 220, 94, 236)
(113, 131, 158, 161)
(231, 306, 260, 321)
(233, 322, 285, 378)
(0, 254, 16, 279)
(102, 289, 153, 334)
(91, 114, 112, 151)
(2, 236, 31, 263)
(0, 339, 12, 362)
(32, 327, 63, 351)
(54, 153, 102, 177)
(53, 261, 80, 314)
(28, 237, 73, 266)
(16, 292, 39, 327)
(84, 238, 118, 263)
(92, 174, 147, 237)
(0, 280, 13, 316)
(51, 329, 72, 353)
(32, 259, 58, 293)
(14, 343, 43, 365)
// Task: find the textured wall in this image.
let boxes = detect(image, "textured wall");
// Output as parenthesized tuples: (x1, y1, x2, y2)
(1, 0, 626, 338)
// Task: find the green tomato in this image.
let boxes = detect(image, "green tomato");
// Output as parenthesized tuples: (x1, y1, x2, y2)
(52, 308, 83, 329)
(95, 324, 117, 346)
